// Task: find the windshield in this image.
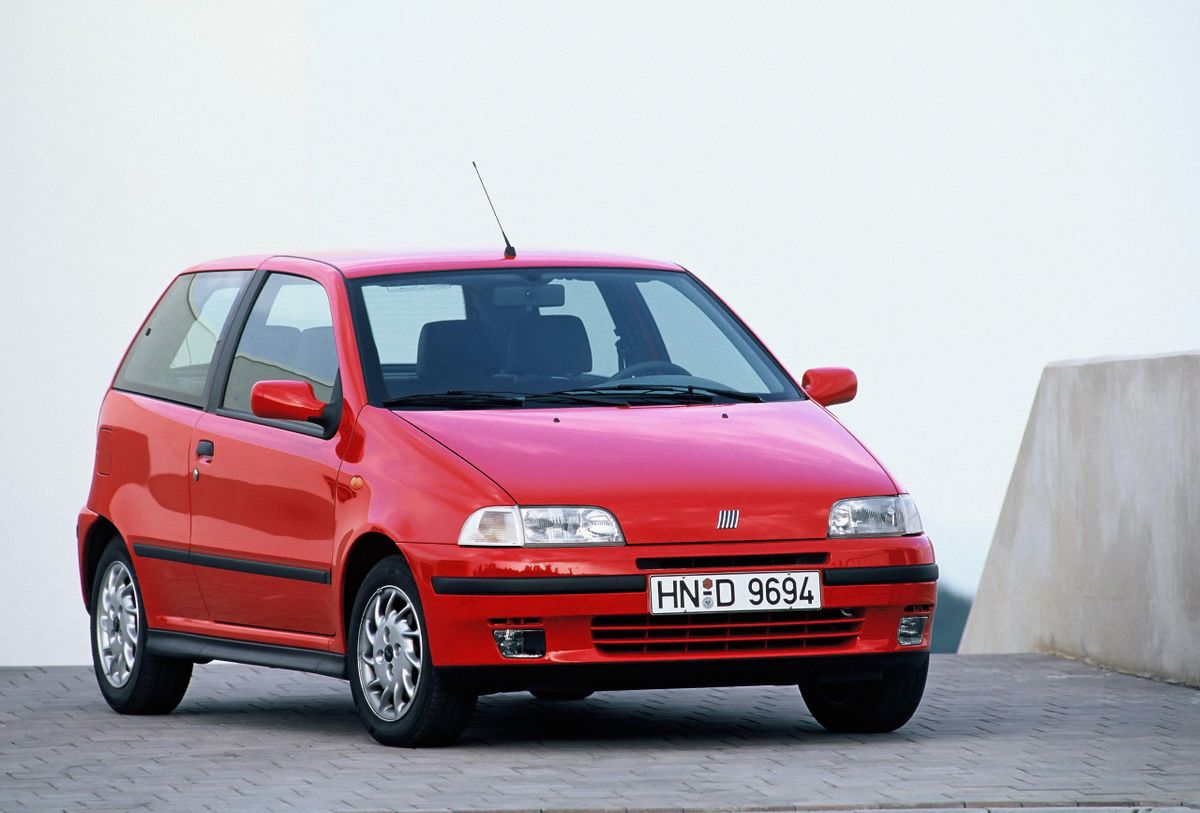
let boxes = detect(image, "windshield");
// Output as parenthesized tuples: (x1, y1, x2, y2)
(349, 268, 801, 408)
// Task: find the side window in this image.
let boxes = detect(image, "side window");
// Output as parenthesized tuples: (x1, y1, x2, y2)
(222, 274, 338, 414)
(114, 270, 251, 407)
(170, 287, 240, 370)
(360, 283, 465, 364)
(540, 278, 619, 377)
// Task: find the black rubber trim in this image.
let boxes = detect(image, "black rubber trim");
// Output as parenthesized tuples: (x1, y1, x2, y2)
(132, 542, 189, 564)
(431, 565, 936, 595)
(636, 552, 828, 571)
(132, 543, 330, 584)
(431, 575, 647, 596)
(441, 651, 929, 694)
(823, 563, 939, 586)
(146, 630, 346, 679)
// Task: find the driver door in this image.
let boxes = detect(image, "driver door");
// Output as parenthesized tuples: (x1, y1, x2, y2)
(189, 272, 343, 637)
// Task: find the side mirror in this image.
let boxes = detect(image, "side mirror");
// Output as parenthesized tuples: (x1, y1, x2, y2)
(801, 367, 858, 407)
(250, 380, 328, 423)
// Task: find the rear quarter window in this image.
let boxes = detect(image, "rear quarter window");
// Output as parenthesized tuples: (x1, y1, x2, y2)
(113, 271, 251, 406)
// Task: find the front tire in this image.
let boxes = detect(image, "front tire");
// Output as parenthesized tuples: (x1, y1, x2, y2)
(348, 555, 476, 746)
(90, 539, 192, 714)
(799, 655, 928, 733)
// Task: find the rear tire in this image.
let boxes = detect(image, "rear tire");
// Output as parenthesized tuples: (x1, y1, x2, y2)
(530, 689, 594, 702)
(348, 555, 476, 746)
(799, 655, 928, 733)
(90, 539, 192, 714)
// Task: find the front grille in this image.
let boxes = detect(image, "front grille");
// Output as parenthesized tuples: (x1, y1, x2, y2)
(591, 608, 864, 655)
(635, 552, 828, 571)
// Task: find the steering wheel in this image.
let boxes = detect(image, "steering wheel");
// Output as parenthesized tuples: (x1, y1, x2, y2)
(609, 360, 691, 381)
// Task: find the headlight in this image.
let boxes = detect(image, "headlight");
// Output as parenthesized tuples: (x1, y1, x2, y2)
(827, 495, 922, 538)
(458, 506, 625, 547)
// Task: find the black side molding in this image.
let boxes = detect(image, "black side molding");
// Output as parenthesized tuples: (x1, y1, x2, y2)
(132, 542, 189, 564)
(133, 543, 330, 584)
(432, 575, 647, 596)
(823, 563, 939, 586)
(145, 630, 346, 679)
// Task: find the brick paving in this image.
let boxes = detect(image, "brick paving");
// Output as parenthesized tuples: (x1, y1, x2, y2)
(0, 654, 1196, 812)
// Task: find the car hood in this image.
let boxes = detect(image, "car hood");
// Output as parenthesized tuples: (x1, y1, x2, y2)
(394, 400, 897, 544)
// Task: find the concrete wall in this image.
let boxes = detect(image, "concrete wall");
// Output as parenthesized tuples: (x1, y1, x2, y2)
(960, 352, 1200, 685)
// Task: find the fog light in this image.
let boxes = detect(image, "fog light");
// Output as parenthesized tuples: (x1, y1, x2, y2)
(493, 628, 546, 659)
(897, 615, 928, 647)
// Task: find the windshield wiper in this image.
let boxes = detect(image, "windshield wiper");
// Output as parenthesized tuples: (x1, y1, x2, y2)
(384, 385, 763, 410)
(520, 391, 620, 407)
(550, 384, 764, 403)
(383, 390, 616, 409)
(383, 391, 527, 409)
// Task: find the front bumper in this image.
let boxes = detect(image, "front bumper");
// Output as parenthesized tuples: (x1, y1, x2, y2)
(404, 536, 938, 673)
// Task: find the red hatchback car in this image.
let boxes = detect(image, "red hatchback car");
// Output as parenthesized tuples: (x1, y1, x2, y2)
(78, 250, 937, 746)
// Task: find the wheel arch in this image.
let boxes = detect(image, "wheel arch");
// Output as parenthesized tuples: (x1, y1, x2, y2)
(80, 515, 123, 613)
(340, 532, 407, 638)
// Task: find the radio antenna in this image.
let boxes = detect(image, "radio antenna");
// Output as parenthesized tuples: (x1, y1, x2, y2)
(472, 161, 516, 259)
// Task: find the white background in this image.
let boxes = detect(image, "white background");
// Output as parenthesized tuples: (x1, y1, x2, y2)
(2, 2, 1198, 666)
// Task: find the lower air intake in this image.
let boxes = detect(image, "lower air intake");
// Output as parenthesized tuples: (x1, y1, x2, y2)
(591, 608, 865, 655)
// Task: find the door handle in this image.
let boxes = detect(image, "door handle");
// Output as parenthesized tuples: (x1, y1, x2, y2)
(195, 439, 215, 457)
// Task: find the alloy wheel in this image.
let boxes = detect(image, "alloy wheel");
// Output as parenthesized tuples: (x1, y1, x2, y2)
(95, 560, 139, 688)
(357, 585, 423, 721)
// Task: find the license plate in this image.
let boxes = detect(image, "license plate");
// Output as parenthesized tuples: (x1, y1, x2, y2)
(648, 570, 822, 615)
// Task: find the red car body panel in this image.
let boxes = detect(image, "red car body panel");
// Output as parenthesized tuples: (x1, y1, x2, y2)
(188, 411, 343, 636)
(82, 393, 207, 622)
(405, 539, 935, 667)
(398, 401, 897, 544)
(79, 249, 937, 679)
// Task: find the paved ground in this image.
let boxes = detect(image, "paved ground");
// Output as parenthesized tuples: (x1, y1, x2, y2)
(0, 654, 1197, 813)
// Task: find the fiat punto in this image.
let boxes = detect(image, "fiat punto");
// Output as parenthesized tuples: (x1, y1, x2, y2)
(78, 250, 937, 746)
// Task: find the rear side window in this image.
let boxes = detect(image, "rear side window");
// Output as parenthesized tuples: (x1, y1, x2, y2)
(114, 271, 251, 407)
(222, 274, 338, 414)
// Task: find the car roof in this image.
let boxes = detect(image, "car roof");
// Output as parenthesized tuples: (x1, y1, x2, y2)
(185, 249, 686, 278)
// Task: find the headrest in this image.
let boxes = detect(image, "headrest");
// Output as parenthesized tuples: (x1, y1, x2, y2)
(505, 315, 591, 376)
(417, 320, 496, 379)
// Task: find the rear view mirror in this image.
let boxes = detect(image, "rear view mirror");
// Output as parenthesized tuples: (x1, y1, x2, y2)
(493, 283, 565, 308)
(250, 380, 328, 422)
(801, 367, 858, 407)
